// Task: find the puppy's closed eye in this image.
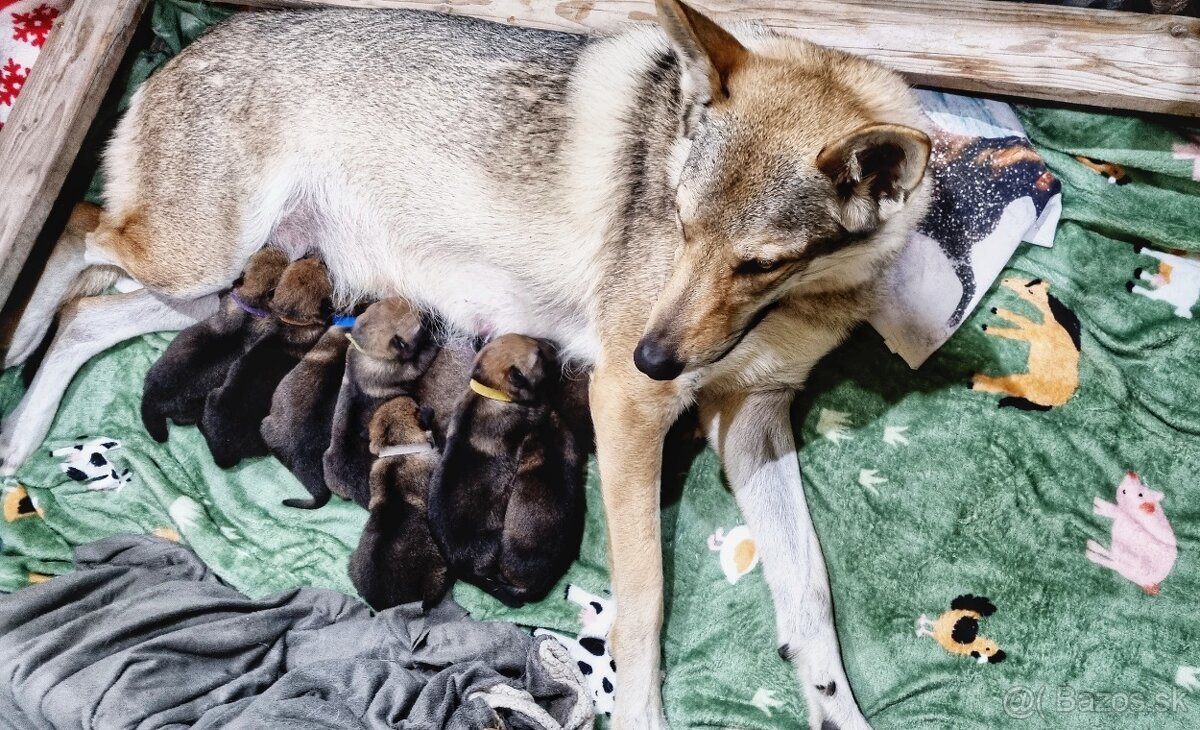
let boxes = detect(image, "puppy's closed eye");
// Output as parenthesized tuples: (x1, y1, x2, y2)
(391, 335, 409, 353)
(508, 366, 532, 393)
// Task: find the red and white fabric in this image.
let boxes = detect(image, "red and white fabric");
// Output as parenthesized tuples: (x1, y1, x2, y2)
(0, 0, 68, 129)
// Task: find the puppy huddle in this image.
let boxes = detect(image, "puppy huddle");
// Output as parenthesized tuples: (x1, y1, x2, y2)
(339, 308, 590, 609)
(141, 251, 590, 610)
(142, 250, 333, 468)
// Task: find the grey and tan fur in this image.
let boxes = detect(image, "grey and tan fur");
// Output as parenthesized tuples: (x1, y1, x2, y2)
(350, 394, 448, 610)
(427, 334, 588, 608)
(323, 298, 437, 508)
(261, 323, 350, 509)
(141, 248, 288, 442)
(199, 257, 332, 468)
(0, 3, 931, 728)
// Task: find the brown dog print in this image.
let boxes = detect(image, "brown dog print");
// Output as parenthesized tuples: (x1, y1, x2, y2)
(971, 277, 1080, 411)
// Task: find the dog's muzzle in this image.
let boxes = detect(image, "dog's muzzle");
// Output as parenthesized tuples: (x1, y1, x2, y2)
(633, 337, 685, 381)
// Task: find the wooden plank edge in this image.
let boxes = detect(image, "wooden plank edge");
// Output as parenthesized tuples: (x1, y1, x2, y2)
(223, 0, 1200, 117)
(0, 0, 151, 309)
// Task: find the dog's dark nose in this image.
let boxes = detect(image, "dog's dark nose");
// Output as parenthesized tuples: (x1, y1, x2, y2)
(634, 338, 685, 381)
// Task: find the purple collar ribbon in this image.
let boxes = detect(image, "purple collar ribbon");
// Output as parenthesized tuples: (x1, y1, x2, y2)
(230, 290, 271, 318)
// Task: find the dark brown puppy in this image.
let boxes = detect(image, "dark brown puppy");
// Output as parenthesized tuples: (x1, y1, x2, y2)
(349, 395, 449, 610)
(199, 257, 333, 468)
(323, 298, 436, 507)
(414, 339, 476, 446)
(261, 323, 350, 508)
(140, 249, 288, 442)
(427, 334, 587, 607)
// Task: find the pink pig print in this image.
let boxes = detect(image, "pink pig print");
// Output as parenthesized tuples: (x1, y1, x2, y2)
(1086, 472, 1177, 595)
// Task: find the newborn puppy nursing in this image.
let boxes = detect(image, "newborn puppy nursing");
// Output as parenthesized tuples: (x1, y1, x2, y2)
(414, 339, 478, 445)
(324, 298, 436, 508)
(199, 257, 333, 468)
(349, 395, 449, 610)
(140, 249, 288, 442)
(428, 334, 587, 607)
(261, 322, 351, 508)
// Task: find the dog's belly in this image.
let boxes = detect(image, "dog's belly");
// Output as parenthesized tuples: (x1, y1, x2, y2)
(272, 189, 604, 363)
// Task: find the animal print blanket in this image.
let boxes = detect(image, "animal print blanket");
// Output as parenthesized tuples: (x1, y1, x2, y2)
(3, 2, 1200, 729)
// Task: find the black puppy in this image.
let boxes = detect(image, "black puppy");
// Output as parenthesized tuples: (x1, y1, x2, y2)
(428, 334, 587, 607)
(323, 298, 437, 508)
(349, 395, 449, 610)
(199, 257, 332, 468)
(261, 322, 351, 508)
(140, 249, 288, 442)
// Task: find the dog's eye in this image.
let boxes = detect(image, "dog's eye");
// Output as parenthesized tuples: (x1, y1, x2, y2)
(738, 258, 784, 275)
(391, 335, 408, 351)
(266, 288, 276, 299)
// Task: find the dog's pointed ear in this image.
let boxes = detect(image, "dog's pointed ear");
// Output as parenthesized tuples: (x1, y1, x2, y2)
(656, 0, 747, 132)
(817, 123, 931, 233)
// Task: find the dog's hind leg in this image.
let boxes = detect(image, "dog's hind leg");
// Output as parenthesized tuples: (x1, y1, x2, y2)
(701, 389, 871, 730)
(4, 203, 110, 367)
(0, 289, 217, 474)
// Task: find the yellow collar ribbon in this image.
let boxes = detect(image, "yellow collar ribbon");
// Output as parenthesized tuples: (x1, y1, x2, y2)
(469, 378, 513, 403)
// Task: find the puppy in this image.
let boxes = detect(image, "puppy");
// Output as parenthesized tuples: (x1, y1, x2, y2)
(414, 339, 477, 446)
(261, 322, 350, 508)
(199, 257, 333, 468)
(428, 334, 587, 607)
(323, 298, 436, 507)
(140, 249, 288, 442)
(349, 395, 449, 610)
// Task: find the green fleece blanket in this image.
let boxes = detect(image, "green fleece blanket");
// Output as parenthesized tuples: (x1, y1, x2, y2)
(4, 3, 1200, 728)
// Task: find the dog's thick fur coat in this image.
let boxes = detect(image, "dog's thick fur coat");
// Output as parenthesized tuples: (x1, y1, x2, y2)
(349, 395, 448, 610)
(140, 248, 288, 442)
(1, 4, 932, 728)
(428, 335, 588, 607)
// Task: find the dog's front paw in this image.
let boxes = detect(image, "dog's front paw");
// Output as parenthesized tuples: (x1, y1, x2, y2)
(783, 637, 874, 730)
(609, 710, 670, 730)
(0, 426, 27, 477)
(0, 406, 44, 477)
(803, 690, 873, 730)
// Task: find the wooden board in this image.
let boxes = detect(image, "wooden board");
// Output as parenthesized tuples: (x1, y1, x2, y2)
(230, 0, 1200, 116)
(0, 0, 150, 309)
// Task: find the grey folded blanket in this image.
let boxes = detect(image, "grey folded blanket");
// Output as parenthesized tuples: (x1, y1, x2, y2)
(0, 535, 593, 730)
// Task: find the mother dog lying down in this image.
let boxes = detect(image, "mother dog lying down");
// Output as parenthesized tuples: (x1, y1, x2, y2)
(1, 1, 931, 728)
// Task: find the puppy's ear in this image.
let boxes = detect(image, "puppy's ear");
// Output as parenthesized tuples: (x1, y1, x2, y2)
(655, 0, 747, 136)
(817, 123, 931, 234)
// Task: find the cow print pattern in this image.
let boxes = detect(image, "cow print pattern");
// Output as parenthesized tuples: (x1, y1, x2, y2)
(534, 586, 617, 715)
(51, 438, 132, 492)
